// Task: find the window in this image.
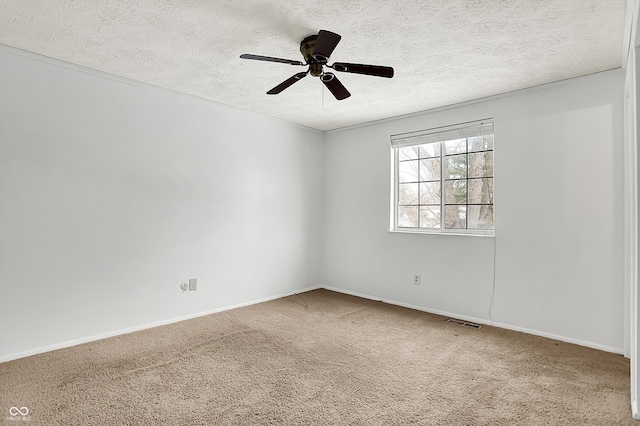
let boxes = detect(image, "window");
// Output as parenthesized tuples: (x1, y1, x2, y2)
(391, 120, 494, 235)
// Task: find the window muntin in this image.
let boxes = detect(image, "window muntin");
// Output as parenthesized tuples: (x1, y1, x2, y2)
(391, 121, 494, 235)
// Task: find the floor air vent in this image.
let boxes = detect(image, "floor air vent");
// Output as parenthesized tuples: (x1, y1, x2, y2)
(447, 318, 481, 329)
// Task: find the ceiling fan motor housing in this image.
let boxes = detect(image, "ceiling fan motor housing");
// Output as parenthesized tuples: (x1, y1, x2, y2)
(300, 35, 328, 76)
(299, 35, 317, 61)
(309, 63, 324, 77)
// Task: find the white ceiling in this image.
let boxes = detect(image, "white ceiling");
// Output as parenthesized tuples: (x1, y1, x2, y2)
(0, 0, 627, 131)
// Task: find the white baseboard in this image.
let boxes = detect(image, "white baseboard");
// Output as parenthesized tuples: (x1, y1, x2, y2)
(0, 285, 321, 363)
(633, 400, 640, 420)
(321, 286, 625, 355)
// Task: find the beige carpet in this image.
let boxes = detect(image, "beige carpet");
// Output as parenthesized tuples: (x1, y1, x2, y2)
(0, 289, 632, 425)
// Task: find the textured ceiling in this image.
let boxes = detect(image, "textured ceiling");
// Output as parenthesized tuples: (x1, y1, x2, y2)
(0, 0, 627, 131)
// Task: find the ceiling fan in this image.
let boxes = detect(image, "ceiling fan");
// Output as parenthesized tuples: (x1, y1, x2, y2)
(240, 30, 394, 100)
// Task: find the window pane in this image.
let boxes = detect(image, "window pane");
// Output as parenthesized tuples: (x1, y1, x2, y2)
(399, 160, 419, 183)
(445, 154, 467, 179)
(468, 178, 493, 204)
(444, 205, 466, 229)
(419, 158, 441, 181)
(393, 125, 494, 234)
(444, 180, 467, 204)
(468, 152, 493, 178)
(420, 182, 441, 204)
(468, 205, 494, 229)
(444, 138, 467, 155)
(419, 206, 441, 228)
(398, 206, 419, 227)
(469, 134, 494, 152)
(399, 183, 419, 205)
(419, 142, 440, 159)
(399, 146, 419, 161)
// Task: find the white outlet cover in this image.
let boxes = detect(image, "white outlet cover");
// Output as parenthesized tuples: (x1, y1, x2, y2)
(189, 278, 197, 291)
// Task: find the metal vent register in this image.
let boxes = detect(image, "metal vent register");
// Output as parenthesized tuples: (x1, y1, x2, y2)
(447, 318, 481, 329)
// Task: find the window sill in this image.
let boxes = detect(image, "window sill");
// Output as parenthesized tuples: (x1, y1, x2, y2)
(389, 228, 495, 237)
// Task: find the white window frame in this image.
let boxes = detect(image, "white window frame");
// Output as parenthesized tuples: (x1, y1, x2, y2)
(390, 119, 494, 236)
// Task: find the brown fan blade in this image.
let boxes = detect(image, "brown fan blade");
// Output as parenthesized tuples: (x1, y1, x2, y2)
(266, 72, 308, 95)
(331, 62, 394, 78)
(240, 54, 304, 66)
(321, 73, 350, 100)
(312, 30, 341, 61)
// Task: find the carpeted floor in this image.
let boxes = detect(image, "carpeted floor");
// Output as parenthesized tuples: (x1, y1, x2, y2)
(0, 289, 633, 425)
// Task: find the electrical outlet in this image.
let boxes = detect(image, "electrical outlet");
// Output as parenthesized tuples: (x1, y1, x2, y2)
(189, 278, 197, 291)
(413, 274, 421, 285)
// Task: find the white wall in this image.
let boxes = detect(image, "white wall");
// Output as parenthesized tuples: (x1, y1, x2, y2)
(0, 47, 324, 361)
(322, 70, 625, 353)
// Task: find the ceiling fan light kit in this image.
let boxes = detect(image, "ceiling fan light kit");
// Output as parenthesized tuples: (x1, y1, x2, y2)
(240, 30, 394, 100)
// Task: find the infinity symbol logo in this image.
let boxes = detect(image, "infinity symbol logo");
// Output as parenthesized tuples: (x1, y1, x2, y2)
(9, 407, 29, 416)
